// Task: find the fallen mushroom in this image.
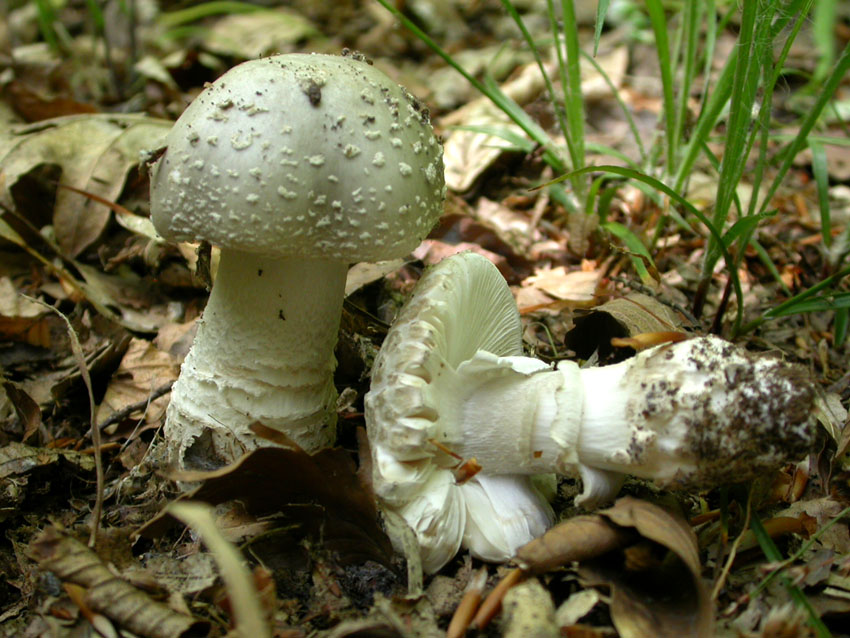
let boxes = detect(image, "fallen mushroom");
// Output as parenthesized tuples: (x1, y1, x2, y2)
(149, 52, 445, 468)
(365, 252, 817, 572)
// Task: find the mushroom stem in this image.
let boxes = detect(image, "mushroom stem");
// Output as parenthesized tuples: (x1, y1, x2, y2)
(447, 354, 583, 475)
(165, 250, 344, 464)
(438, 338, 816, 509)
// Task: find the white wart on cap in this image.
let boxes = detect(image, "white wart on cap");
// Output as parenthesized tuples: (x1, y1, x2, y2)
(366, 252, 816, 573)
(150, 52, 445, 469)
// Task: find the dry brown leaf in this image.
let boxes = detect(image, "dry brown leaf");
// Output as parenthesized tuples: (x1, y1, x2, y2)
(565, 293, 687, 360)
(27, 526, 207, 638)
(144, 553, 218, 597)
(584, 498, 712, 638)
(0, 440, 94, 479)
(522, 265, 601, 304)
(441, 46, 628, 193)
(514, 514, 638, 575)
(138, 441, 394, 567)
(345, 259, 406, 297)
(1, 380, 41, 442)
(4, 80, 98, 122)
(472, 197, 541, 258)
(514, 498, 712, 638)
(412, 240, 513, 279)
(95, 337, 178, 430)
(441, 62, 549, 192)
(0, 113, 170, 256)
(0, 277, 44, 317)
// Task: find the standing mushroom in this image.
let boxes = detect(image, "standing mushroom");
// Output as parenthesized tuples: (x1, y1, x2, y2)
(365, 252, 817, 572)
(150, 52, 445, 469)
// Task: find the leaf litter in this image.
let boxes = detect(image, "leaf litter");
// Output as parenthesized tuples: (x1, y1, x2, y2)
(2, 1, 850, 637)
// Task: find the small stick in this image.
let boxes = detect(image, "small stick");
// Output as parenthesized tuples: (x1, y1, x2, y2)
(472, 567, 524, 631)
(446, 567, 488, 638)
(85, 381, 174, 437)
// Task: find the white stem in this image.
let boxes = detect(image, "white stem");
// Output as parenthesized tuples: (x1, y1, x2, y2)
(164, 250, 345, 468)
(442, 353, 584, 476)
(433, 337, 815, 510)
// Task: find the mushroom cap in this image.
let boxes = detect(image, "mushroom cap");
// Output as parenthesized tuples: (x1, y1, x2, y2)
(150, 53, 445, 262)
(365, 252, 553, 572)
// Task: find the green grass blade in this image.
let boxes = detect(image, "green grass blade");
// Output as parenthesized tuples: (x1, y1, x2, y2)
(158, 0, 266, 27)
(602, 221, 656, 284)
(760, 41, 850, 214)
(541, 164, 742, 316)
(559, 0, 587, 198)
(709, 0, 761, 233)
(84, 0, 106, 31)
(671, 0, 700, 170)
(750, 515, 833, 638)
(372, 0, 567, 177)
(764, 293, 850, 317)
(593, 0, 611, 56)
(584, 141, 640, 169)
(771, 134, 850, 147)
(451, 125, 538, 153)
(644, 0, 676, 170)
(694, 0, 717, 122)
(750, 237, 791, 296)
(673, 46, 736, 192)
(812, 0, 838, 82)
(34, 0, 60, 51)
(501, 0, 575, 164)
(809, 140, 832, 248)
(835, 308, 849, 347)
(739, 263, 850, 333)
(580, 50, 648, 164)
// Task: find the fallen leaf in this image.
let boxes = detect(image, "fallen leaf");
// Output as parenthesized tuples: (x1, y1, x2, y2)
(0, 440, 94, 479)
(138, 443, 394, 567)
(0, 113, 170, 256)
(202, 8, 320, 59)
(522, 265, 601, 304)
(565, 293, 687, 361)
(95, 337, 178, 430)
(514, 497, 712, 638)
(28, 526, 207, 638)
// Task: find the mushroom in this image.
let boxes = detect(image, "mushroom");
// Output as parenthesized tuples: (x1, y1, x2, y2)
(150, 52, 445, 469)
(365, 252, 817, 572)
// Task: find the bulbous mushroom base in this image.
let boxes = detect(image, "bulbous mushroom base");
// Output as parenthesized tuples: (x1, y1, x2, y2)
(163, 252, 345, 471)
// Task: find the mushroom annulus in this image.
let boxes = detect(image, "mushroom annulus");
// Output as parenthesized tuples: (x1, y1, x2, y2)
(365, 252, 817, 573)
(149, 52, 445, 469)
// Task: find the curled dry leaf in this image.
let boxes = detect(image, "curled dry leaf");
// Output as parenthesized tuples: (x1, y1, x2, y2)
(515, 497, 712, 638)
(27, 526, 206, 638)
(138, 437, 394, 568)
(514, 514, 638, 575)
(565, 293, 687, 361)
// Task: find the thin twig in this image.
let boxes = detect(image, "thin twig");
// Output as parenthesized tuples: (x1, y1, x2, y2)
(22, 296, 103, 548)
(711, 485, 753, 601)
(85, 380, 174, 437)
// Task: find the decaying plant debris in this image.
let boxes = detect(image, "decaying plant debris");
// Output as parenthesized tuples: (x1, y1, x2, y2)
(2, 1, 850, 637)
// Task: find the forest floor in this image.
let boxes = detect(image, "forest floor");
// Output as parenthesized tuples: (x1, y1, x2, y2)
(2, 1, 850, 637)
